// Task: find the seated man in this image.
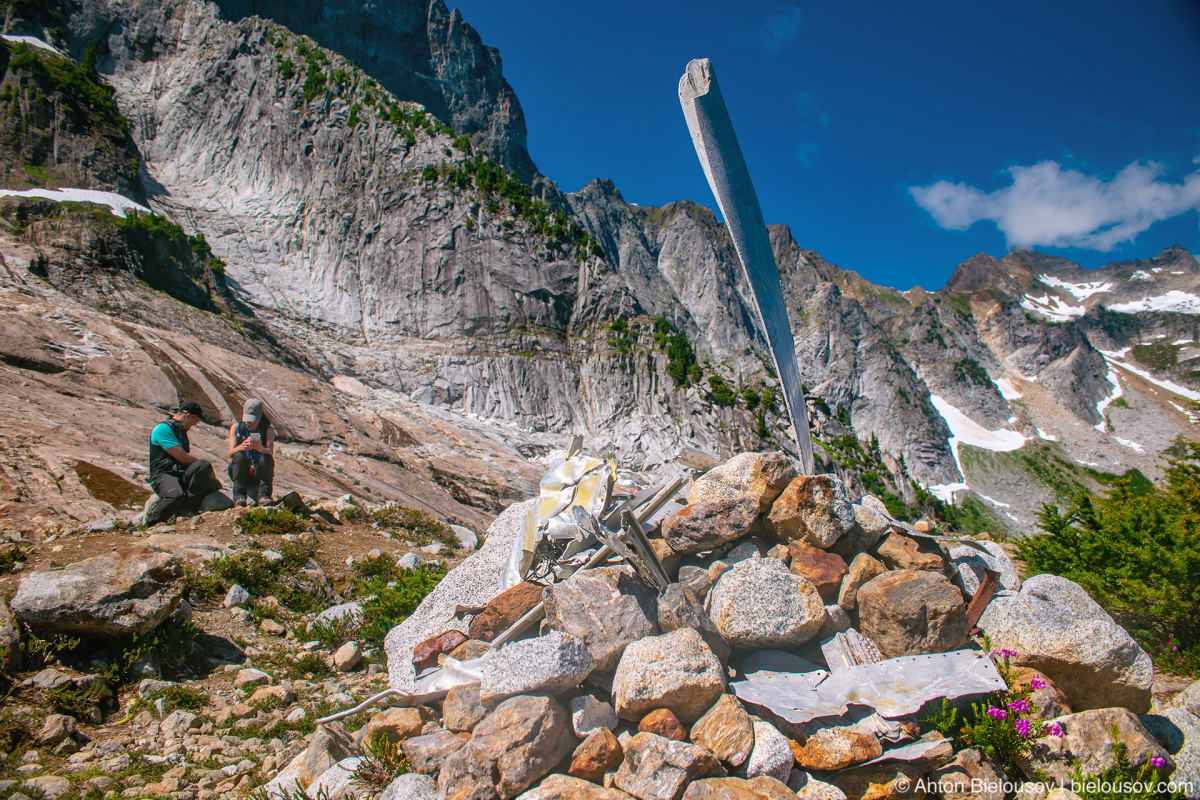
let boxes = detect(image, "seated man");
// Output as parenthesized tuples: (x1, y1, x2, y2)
(145, 401, 221, 525)
(227, 397, 275, 506)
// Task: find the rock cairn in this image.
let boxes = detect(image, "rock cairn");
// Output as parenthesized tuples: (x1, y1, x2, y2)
(259, 451, 1185, 800)
(0, 454, 1193, 800)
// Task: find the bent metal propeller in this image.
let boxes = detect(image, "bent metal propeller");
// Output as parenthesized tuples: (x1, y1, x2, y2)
(679, 58, 815, 475)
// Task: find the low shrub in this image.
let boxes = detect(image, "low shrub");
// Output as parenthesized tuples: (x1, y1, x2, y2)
(238, 508, 306, 537)
(1018, 436, 1200, 675)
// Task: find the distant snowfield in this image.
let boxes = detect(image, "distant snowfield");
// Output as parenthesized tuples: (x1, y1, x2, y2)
(926, 395, 1026, 504)
(1020, 293, 1086, 321)
(1040, 275, 1113, 301)
(0, 34, 62, 55)
(995, 376, 1023, 400)
(1107, 291, 1200, 314)
(1100, 349, 1200, 401)
(0, 187, 150, 218)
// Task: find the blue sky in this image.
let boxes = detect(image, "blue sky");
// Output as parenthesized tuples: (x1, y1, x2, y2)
(449, 0, 1200, 291)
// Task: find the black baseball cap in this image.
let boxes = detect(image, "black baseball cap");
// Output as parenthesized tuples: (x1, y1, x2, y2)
(176, 401, 204, 417)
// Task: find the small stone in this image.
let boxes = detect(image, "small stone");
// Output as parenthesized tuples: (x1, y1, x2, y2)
(689, 694, 754, 767)
(380, 773, 438, 800)
(682, 776, 797, 800)
(787, 541, 848, 601)
(857, 569, 969, 658)
(837, 553, 886, 612)
(223, 585, 250, 608)
(233, 669, 272, 690)
(543, 566, 659, 674)
(612, 628, 725, 725)
(401, 730, 468, 774)
(614, 732, 721, 800)
(738, 720, 793, 783)
(366, 708, 425, 744)
(37, 715, 77, 746)
(468, 582, 544, 643)
(790, 727, 883, 771)
(444, 683, 488, 733)
(248, 685, 294, 705)
(259, 619, 286, 637)
(875, 533, 947, 572)
(568, 728, 624, 783)
(411, 630, 467, 672)
(571, 695, 619, 738)
(948, 540, 1021, 597)
(480, 631, 596, 708)
(296, 723, 360, 789)
(764, 474, 854, 549)
(687, 451, 796, 513)
(852, 502, 891, 549)
(656, 583, 730, 667)
(789, 770, 848, 800)
(333, 642, 362, 672)
(638, 709, 686, 741)
(661, 495, 760, 556)
(159, 711, 199, 736)
(678, 565, 713, 601)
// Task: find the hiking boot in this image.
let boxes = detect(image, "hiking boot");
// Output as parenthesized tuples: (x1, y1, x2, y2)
(141, 493, 168, 527)
(232, 481, 248, 508)
(256, 485, 272, 506)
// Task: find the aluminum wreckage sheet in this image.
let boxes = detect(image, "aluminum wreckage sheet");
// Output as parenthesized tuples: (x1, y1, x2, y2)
(731, 650, 1006, 724)
(679, 58, 815, 474)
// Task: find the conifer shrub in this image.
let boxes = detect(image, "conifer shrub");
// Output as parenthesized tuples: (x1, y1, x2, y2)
(1018, 436, 1200, 675)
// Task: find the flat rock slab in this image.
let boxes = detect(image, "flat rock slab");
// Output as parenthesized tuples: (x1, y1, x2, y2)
(11, 546, 183, 636)
(384, 500, 533, 693)
(480, 631, 596, 708)
(978, 574, 1154, 714)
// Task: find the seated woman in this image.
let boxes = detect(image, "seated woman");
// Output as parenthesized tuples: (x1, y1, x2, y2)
(227, 397, 275, 506)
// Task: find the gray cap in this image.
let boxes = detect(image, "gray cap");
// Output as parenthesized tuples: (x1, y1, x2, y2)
(242, 398, 264, 424)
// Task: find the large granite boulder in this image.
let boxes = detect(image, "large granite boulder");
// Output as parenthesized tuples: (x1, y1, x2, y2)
(517, 774, 636, 799)
(543, 566, 659, 673)
(612, 628, 725, 725)
(687, 452, 796, 513)
(764, 475, 854, 549)
(661, 495, 759, 556)
(856, 569, 969, 658)
(1017, 707, 1173, 786)
(706, 558, 825, 649)
(11, 546, 183, 636)
(1140, 709, 1200, 796)
(978, 574, 1154, 713)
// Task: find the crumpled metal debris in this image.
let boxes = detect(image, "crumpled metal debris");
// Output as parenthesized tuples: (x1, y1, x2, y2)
(499, 437, 614, 590)
(731, 648, 1005, 724)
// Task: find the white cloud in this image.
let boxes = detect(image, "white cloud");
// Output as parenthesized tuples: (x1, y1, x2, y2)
(758, 2, 804, 54)
(909, 159, 1200, 250)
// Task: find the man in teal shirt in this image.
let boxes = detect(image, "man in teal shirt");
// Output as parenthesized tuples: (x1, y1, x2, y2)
(145, 401, 220, 525)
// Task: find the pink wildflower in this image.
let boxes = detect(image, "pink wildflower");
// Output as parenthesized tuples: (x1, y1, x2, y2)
(1152, 756, 1166, 769)
(986, 707, 1008, 721)
(1043, 723, 1065, 738)
(1007, 700, 1030, 714)
(1016, 719, 1032, 737)
(1030, 677, 1046, 690)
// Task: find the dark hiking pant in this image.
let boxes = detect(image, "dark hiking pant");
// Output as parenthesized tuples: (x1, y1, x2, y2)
(148, 459, 219, 524)
(228, 451, 274, 498)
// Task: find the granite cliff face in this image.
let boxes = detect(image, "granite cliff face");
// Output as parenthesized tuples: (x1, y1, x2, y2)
(1, 0, 1197, 536)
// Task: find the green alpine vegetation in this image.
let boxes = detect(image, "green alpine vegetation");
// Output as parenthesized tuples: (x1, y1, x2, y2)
(1018, 435, 1200, 675)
